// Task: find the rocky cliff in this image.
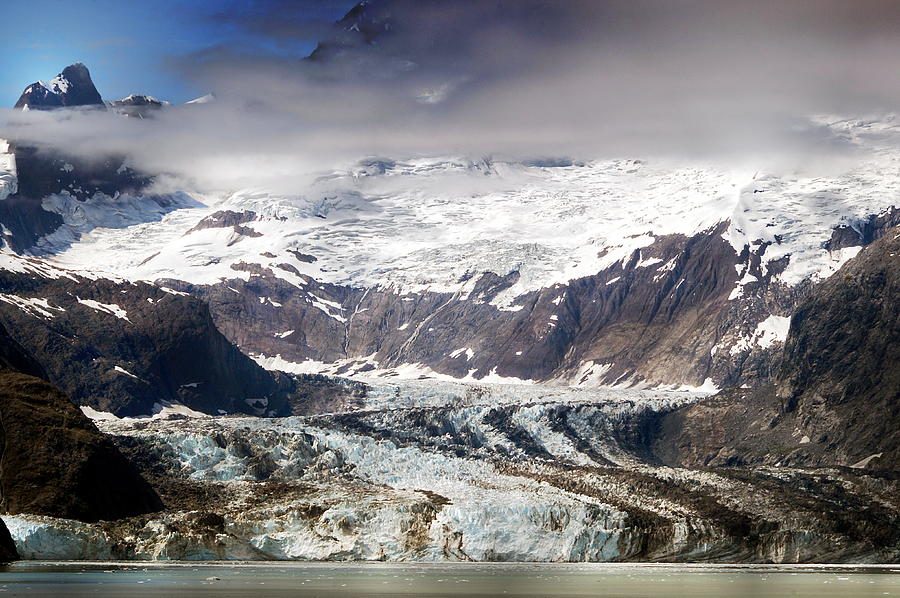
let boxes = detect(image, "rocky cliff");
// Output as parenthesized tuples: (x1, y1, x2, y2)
(0, 520, 16, 562)
(654, 225, 900, 471)
(0, 369, 163, 522)
(0, 268, 362, 417)
(14, 63, 104, 110)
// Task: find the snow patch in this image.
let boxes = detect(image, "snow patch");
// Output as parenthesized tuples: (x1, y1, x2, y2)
(112, 365, 140, 379)
(0, 294, 65, 319)
(77, 298, 130, 321)
(448, 347, 475, 361)
(79, 406, 120, 421)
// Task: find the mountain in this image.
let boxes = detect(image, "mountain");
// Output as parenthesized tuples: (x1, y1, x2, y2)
(0, 65, 361, 418)
(2, 64, 152, 253)
(0, 321, 162, 524)
(59, 152, 898, 394)
(13, 63, 104, 110)
(308, 0, 393, 63)
(0, 18, 898, 562)
(109, 94, 167, 118)
(0, 369, 163, 522)
(3, 62, 900, 411)
(656, 225, 900, 470)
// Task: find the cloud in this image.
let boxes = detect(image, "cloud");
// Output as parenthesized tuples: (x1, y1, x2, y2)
(4, 0, 900, 193)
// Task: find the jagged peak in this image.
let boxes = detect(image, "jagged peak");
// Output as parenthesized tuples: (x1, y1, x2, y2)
(13, 62, 104, 110)
(114, 94, 165, 105)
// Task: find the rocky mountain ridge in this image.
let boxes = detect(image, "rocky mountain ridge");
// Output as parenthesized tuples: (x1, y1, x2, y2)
(13, 63, 105, 110)
(656, 225, 900, 471)
(2, 61, 900, 414)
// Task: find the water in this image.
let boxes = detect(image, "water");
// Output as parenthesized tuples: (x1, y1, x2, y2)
(0, 562, 898, 597)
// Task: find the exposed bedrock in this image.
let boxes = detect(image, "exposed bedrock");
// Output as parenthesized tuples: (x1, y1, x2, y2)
(654, 225, 900, 471)
(183, 221, 802, 389)
(0, 271, 363, 417)
(0, 369, 163, 523)
(0, 519, 18, 562)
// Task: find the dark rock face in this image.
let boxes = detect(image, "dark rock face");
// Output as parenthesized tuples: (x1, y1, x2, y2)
(14, 63, 104, 110)
(0, 370, 163, 522)
(110, 94, 165, 118)
(12, 144, 148, 203)
(308, 1, 393, 63)
(0, 519, 17, 562)
(187, 210, 262, 242)
(824, 206, 900, 252)
(184, 222, 795, 389)
(12, 83, 62, 110)
(0, 271, 360, 417)
(655, 226, 900, 470)
(0, 321, 44, 379)
(775, 225, 900, 468)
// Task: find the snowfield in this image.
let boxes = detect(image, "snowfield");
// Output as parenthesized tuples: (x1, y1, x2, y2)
(23, 115, 900, 303)
(1, 116, 898, 386)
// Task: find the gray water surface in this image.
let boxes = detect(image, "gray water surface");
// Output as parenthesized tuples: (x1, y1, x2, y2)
(1, 562, 898, 597)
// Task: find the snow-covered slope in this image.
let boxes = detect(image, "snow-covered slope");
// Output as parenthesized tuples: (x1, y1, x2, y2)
(0, 140, 16, 200)
(43, 134, 897, 298)
(3, 103, 900, 391)
(3, 115, 887, 389)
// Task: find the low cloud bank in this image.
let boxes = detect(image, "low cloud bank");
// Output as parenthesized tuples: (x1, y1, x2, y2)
(5, 1, 900, 192)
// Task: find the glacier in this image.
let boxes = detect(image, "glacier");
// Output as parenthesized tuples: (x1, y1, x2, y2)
(34, 116, 900, 299)
(4, 381, 895, 563)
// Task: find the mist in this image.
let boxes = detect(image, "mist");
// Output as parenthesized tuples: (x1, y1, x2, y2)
(5, 0, 900, 194)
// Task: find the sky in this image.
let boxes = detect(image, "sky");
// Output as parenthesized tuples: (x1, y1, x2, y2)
(5, 0, 900, 194)
(1, 0, 355, 107)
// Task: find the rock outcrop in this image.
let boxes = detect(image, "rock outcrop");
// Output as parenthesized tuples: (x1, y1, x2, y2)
(109, 94, 165, 118)
(14, 63, 104, 110)
(655, 226, 900, 471)
(0, 369, 163, 522)
(0, 271, 362, 417)
(0, 519, 18, 562)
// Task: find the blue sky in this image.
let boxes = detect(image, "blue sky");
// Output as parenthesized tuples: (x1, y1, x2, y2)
(2, 0, 354, 107)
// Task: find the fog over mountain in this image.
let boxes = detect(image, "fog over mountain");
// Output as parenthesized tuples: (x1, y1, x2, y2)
(6, 1, 900, 194)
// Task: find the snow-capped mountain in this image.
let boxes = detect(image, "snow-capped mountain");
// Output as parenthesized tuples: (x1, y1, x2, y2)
(108, 94, 168, 118)
(2, 61, 900, 405)
(13, 63, 105, 110)
(0, 0, 899, 565)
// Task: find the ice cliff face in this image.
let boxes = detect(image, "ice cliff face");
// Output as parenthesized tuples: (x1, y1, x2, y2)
(5, 382, 897, 563)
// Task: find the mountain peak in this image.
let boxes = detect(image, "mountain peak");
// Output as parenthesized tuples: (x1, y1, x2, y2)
(13, 62, 104, 110)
